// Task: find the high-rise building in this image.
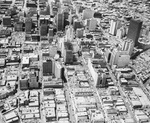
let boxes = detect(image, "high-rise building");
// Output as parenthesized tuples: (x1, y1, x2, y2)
(127, 19, 143, 47)
(82, 9, 94, 20)
(109, 19, 121, 36)
(63, 42, 73, 64)
(20, 79, 28, 90)
(122, 39, 134, 55)
(63, 12, 69, 28)
(116, 27, 126, 39)
(57, 13, 64, 31)
(52, 59, 55, 75)
(14, 22, 23, 31)
(104, 49, 112, 63)
(50, 45, 57, 57)
(110, 48, 130, 68)
(73, 19, 82, 31)
(55, 61, 62, 79)
(66, 26, 74, 41)
(40, 24, 48, 36)
(117, 55, 130, 68)
(89, 18, 97, 31)
(76, 28, 84, 38)
(29, 75, 39, 89)
(43, 60, 52, 76)
(3, 16, 11, 27)
(96, 73, 108, 88)
(93, 12, 102, 18)
(62, 0, 71, 4)
(64, 50, 73, 64)
(49, 28, 54, 37)
(25, 17, 32, 33)
(32, 34, 40, 42)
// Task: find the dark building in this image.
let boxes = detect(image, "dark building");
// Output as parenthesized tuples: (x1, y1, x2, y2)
(32, 34, 40, 42)
(64, 12, 69, 28)
(73, 20, 82, 31)
(20, 79, 28, 90)
(43, 60, 52, 76)
(96, 73, 108, 88)
(25, 17, 32, 33)
(14, 22, 23, 31)
(3, 16, 11, 27)
(94, 12, 102, 18)
(57, 13, 64, 31)
(64, 48, 73, 64)
(0, 29, 11, 37)
(48, 28, 53, 37)
(127, 19, 143, 47)
(40, 24, 48, 36)
(26, 2, 37, 8)
(29, 75, 39, 89)
(28, 71, 39, 89)
(64, 53, 73, 64)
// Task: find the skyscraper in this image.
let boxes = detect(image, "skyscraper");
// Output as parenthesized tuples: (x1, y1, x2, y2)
(122, 39, 134, 56)
(57, 13, 64, 31)
(63, 42, 73, 64)
(109, 19, 121, 36)
(55, 61, 62, 79)
(49, 28, 54, 37)
(110, 48, 129, 68)
(73, 19, 82, 31)
(66, 26, 74, 41)
(64, 12, 69, 28)
(3, 16, 11, 27)
(40, 24, 48, 36)
(127, 19, 143, 47)
(43, 60, 52, 76)
(89, 18, 97, 31)
(82, 9, 94, 20)
(76, 28, 84, 38)
(25, 17, 32, 33)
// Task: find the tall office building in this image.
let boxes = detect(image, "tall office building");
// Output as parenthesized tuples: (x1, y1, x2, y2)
(43, 60, 52, 76)
(104, 49, 112, 63)
(40, 24, 48, 36)
(20, 79, 28, 90)
(55, 61, 62, 79)
(25, 17, 32, 33)
(94, 12, 102, 18)
(57, 13, 64, 31)
(29, 73, 39, 89)
(49, 28, 54, 37)
(116, 27, 126, 39)
(14, 22, 23, 31)
(3, 16, 11, 27)
(66, 26, 74, 41)
(96, 73, 108, 88)
(127, 19, 143, 47)
(76, 28, 84, 38)
(64, 12, 69, 28)
(82, 9, 94, 20)
(117, 55, 130, 68)
(122, 39, 134, 55)
(62, 0, 71, 4)
(51, 59, 55, 75)
(73, 19, 82, 31)
(110, 48, 129, 68)
(89, 18, 97, 31)
(63, 42, 73, 64)
(109, 19, 121, 36)
(50, 45, 57, 57)
(64, 50, 73, 64)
